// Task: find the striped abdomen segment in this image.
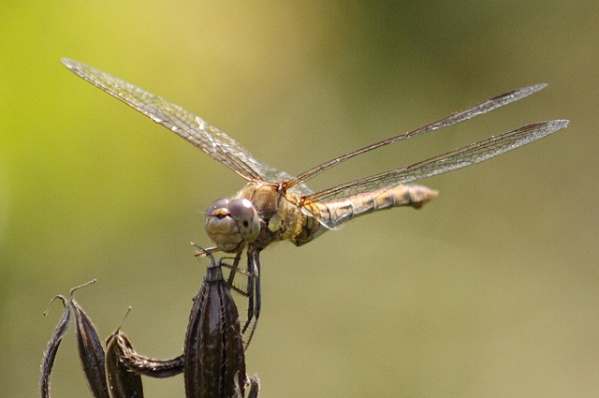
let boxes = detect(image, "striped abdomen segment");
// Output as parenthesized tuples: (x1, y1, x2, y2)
(310, 184, 438, 231)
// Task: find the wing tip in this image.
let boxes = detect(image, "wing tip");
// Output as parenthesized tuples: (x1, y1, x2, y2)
(513, 82, 548, 98)
(529, 82, 548, 92)
(60, 57, 76, 68)
(545, 119, 570, 132)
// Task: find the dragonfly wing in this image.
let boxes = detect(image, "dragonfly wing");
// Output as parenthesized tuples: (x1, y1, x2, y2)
(62, 58, 295, 183)
(306, 120, 569, 208)
(287, 84, 548, 189)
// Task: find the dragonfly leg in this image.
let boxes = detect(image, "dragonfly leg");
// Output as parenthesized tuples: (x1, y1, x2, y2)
(241, 248, 261, 348)
(192, 244, 221, 257)
(214, 249, 260, 349)
(220, 252, 252, 297)
(246, 376, 260, 398)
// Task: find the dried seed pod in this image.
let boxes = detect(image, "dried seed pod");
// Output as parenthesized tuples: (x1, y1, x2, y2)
(40, 280, 110, 398)
(105, 329, 144, 398)
(184, 259, 246, 398)
(112, 329, 184, 378)
(40, 267, 259, 398)
(40, 295, 71, 398)
(70, 282, 110, 398)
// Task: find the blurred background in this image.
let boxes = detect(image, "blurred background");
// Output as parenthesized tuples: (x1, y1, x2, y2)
(1, 2, 597, 397)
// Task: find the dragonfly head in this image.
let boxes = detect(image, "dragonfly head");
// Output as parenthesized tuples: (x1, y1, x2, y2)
(204, 198, 260, 252)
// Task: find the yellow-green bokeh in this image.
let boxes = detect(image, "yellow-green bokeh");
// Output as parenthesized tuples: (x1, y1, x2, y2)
(1, 2, 597, 397)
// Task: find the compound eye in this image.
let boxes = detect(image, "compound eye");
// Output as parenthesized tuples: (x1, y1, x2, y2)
(205, 198, 230, 218)
(204, 198, 241, 252)
(227, 199, 260, 243)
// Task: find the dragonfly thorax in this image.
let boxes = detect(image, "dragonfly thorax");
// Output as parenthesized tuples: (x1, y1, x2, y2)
(204, 198, 260, 252)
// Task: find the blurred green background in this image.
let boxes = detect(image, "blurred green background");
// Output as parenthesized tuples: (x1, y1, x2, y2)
(1, 2, 597, 397)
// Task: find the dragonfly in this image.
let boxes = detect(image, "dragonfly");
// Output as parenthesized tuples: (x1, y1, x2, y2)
(61, 58, 569, 346)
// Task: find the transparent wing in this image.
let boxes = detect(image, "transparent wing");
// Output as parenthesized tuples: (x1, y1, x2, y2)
(61, 58, 298, 185)
(286, 84, 547, 190)
(305, 120, 568, 204)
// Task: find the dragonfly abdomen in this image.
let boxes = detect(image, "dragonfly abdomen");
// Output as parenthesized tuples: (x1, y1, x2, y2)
(310, 184, 438, 232)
